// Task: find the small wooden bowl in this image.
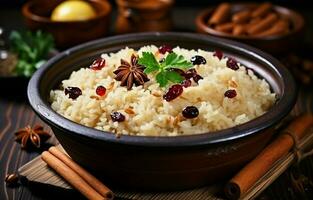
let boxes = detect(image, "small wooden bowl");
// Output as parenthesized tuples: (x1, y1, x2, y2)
(22, 0, 111, 49)
(195, 3, 304, 54)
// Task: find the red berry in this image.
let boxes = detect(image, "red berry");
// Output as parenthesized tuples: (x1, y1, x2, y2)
(181, 79, 192, 88)
(158, 45, 173, 54)
(184, 68, 197, 79)
(163, 84, 183, 102)
(64, 87, 82, 100)
(111, 112, 125, 122)
(213, 50, 223, 60)
(226, 58, 239, 70)
(224, 89, 237, 98)
(193, 74, 203, 83)
(96, 86, 106, 96)
(182, 106, 199, 118)
(184, 69, 203, 83)
(171, 68, 185, 77)
(90, 58, 105, 70)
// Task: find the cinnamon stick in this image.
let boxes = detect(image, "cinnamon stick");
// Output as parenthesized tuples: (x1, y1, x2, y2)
(233, 24, 246, 36)
(215, 22, 234, 33)
(232, 10, 251, 24)
(247, 13, 278, 35)
(42, 151, 113, 200)
(255, 19, 289, 37)
(251, 2, 272, 18)
(208, 3, 231, 25)
(48, 147, 114, 200)
(225, 114, 313, 200)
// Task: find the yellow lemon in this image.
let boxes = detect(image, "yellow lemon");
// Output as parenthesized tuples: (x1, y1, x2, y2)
(51, 0, 96, 22)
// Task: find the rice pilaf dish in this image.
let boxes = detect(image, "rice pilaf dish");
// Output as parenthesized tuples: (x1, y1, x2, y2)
(50, 45, 276, 136)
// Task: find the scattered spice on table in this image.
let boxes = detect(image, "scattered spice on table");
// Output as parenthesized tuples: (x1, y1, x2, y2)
(5, 173, 19, 187)
(15, 124, 51, 149)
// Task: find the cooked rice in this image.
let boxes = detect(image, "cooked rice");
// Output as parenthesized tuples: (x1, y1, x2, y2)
(50, 46, 276, 136)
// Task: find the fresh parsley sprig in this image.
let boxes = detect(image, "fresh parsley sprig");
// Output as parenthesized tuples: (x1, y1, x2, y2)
(9, 30, 54, 77)
(138, 52, 192, 87)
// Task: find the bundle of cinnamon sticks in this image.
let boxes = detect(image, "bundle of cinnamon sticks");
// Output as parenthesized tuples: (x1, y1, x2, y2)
(208, 2, 290, 37)
(41, 147, 114, 200)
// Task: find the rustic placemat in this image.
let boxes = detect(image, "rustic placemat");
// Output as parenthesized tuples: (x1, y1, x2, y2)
(18, 128, 313, 200)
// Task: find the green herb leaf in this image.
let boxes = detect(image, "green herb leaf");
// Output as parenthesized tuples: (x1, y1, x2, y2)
(9, 30, 54, 77)
(138, 52, 160, 74)
(165, 71, 184, 83)
(139, 51, 193, 87)
(156, 71, 168, 87)
(162, 53, 192, 70)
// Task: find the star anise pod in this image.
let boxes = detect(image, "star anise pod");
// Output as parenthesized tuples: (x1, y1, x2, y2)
(113, 54, 149, 90)
(15, 124, 51, 149)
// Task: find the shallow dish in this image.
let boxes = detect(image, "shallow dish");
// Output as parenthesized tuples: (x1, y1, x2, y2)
(195, 3, 304, 54)
(28, 32, 296, 190)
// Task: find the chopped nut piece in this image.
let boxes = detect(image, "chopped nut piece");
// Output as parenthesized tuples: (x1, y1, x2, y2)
(229, 80, 238, 88)
(107, 82, 115, 91)
(152, 91, 162, 97)
(90, 95, 100, 100)
(124, 108, 135, 115)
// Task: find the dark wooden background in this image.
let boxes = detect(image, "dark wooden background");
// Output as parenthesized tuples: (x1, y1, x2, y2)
(1, 2, 313, 200)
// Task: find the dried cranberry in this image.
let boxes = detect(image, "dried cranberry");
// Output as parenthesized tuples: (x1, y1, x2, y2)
(181, 79, 192, 88)
(90, 58, 105, 70)
(193, 74, 203, 83)
(184, 68, 197, 79)
(224, 89, 237, 98)
(96, 86, 106, 96)
(213, 50, 223, 60)
(226, 58, 239, 70)
(182, 106, 199, 119)
(245, 67, 255, 74)
(158, 45, 173, 54)
(191, 55, 206, 65)
(65, 87, 82, 100)
(171, 68, 186, 77)
(163, 84, 183, 102)
(111, 112, 125, 122)
(184, 69, 203, 83)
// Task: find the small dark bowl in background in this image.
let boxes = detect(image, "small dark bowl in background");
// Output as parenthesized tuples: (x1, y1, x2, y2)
(28, 32, 296, 190)
(22, 0, 111, 49)
(195, 3, 304, 55)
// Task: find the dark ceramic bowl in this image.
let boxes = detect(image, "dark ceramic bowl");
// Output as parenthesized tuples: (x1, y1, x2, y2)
(195, 3, 304, 54)
(22, 0, 111, 49)
(27, 32, 296, 190)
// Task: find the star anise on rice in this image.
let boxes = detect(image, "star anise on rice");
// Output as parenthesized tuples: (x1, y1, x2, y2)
(15, 125, 51, 149)
(113, 54, 149, 90)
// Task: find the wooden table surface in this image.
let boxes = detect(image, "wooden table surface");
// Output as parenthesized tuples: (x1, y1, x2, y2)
(1, 5, 313, 200)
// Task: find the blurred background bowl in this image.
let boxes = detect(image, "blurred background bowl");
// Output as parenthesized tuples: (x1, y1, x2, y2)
(195, 3, 304, 55)
(22, 0, 111, 49)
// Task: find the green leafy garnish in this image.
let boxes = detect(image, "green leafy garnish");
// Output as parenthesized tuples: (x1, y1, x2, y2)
(9, 30, 54, 77)
(138, 52, 192, 87)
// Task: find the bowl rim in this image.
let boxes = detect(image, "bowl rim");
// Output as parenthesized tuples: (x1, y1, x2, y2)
(195, 3, 305, 40)
(27, 32, 297, 147)
(22, 0, 112, 24)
